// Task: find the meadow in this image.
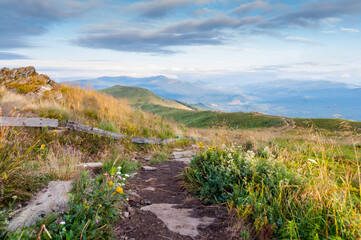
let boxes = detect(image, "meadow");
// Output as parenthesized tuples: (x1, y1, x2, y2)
(1, 81, 360, 239)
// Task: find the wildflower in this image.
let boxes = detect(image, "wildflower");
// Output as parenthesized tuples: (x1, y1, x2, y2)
(116, 172, 121, 175)
(307, 158, 317, 164)
(115, 186, 124, 194)
(117, 176, 122, 180)
(2, 172, 7, 180)
(40, 144, 45, 150)
(117, 166, 122, 170)
(104, 173, 108, 176)
(124, 174, 129, 178)
(60, 221, 65, 225)
(108, 181, 114, 186)
(199, 142, 204, 150)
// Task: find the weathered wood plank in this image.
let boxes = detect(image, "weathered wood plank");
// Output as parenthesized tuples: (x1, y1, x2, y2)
(0, 116, 58, 127)
(64, 121, 127, 140)
(161, 138, 178, 145)
(131, 137, 162, 144)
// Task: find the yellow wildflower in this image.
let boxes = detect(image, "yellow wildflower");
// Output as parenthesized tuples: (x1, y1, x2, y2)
(40, 144, 45, 150)
(108, 181, 113, 186)
(2, 172, 7, 180)
(115, 186, 123, 194)
(198, 142, 204, 150)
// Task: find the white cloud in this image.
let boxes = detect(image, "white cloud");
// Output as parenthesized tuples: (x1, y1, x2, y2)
(285, 36, 318, 44)
(322, 30, 338, 34)
(342, 73, 351, 78)
(340, 27, 360, 32)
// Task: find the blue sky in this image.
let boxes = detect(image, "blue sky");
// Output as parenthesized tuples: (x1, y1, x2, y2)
(0, 0, 360, 85)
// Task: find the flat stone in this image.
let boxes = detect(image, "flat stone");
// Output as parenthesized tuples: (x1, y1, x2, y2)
(141, 204, 215, 237)
(173, 148, 184, 152)
(145, 178, 157, 184)
(76, 162, 103, 170)
(170, 151, 193, 159)
(128, 192, 141, 203)
(8, 181, 72, 231)
(129, 173, 138, 178)
(171, 157, 191, 164)
(143, 187, 156, 191)
(142, 166, 157, 171)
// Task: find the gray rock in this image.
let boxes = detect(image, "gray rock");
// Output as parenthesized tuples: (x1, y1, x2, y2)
(8, 181, 72, 231)
(170, 151, 193, 159)
(128, 192, 141, 203)
(141, 204, 214, 237)
(142, 166, 157, 171)
(145, 178, 157, 184)
(171, 157, 191, 164)
(143, 187, 155, 191)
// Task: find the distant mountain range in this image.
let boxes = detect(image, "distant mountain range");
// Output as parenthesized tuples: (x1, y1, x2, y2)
(71, 76, 361, 121)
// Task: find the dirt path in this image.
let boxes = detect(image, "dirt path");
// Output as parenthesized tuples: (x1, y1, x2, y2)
(116, 150, 239, 240)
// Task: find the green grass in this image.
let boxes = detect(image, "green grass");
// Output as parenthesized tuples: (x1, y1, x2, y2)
(140, 104, 286, 129)
(294, 118, 361, 131)
(100, 85, 193, 110)
(150, 151, 168, 164)
(182, 138, 361, 239)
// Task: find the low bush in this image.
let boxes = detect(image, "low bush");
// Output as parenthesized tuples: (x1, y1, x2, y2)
(183, 145, 361, 239)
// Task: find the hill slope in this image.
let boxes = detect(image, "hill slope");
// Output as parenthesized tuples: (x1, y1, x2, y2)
(140, 104, 361, 131)
(101, 85, 194, 111)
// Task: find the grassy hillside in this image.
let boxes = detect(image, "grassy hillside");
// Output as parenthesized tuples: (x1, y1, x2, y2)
(140, 103, 286, 129)
(0, 68, 190, 239)
(140, 104, 361, 132)
(101, 85, 193, 111)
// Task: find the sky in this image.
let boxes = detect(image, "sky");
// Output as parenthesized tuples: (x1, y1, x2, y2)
(0, 0, 360, 85)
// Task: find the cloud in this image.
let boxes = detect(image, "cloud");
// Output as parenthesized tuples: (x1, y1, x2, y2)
(285, 36, 319, 44)
(0, 52, 29, 60)
(231, 0, 273, 15)
(125, 0, 207, 18)
(322, 30, 338, 34)
(340, 27, 360, 32)
(74, 15, 262, 54)
(0, 0, 95, 50)
(266, 0, 361, 29)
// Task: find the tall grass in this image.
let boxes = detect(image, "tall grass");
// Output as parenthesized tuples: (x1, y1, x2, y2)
(183, 132, 361, 239)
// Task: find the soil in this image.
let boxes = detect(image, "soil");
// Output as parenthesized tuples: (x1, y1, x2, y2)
(115, 157, 241, 240)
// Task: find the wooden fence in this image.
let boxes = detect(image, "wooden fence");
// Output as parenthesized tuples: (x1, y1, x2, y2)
(0, 117, 58, 128)
(0, 116, 179, 145)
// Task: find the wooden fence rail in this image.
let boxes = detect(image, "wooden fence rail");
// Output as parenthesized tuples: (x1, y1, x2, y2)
(0, 116, 180, 145)
(0, 117, 58, 128)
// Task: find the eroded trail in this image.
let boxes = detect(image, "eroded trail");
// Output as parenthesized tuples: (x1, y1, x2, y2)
(116, 150, 237, 240)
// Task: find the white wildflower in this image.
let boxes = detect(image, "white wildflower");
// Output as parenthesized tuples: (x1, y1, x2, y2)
(307, 158, 317, 164)
(60, 221, 66, 225)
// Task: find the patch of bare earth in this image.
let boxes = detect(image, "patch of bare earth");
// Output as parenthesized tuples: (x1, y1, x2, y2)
(115, 151, 241, 240)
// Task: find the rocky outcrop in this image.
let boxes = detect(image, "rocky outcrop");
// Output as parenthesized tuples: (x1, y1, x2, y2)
(0, 66, 62, 99)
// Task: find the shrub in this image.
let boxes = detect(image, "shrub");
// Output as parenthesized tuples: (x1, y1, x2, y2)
(183, 145, 361, 239)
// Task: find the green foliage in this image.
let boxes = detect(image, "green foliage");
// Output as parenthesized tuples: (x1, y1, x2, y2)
(97, 121, 117, 133)
(150, 151, 168, 164)
(39, 108, 69, 121)
(183, 145, 361, 239)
